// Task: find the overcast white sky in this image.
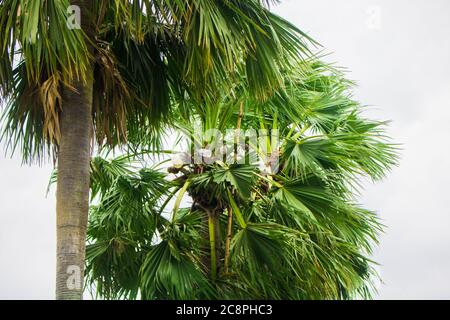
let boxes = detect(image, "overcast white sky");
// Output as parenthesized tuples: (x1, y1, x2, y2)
(1, 0, 450, 299)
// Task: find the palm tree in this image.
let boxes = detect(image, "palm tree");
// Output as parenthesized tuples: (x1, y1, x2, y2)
(0, 0, 313, 299)
(84, 58, 398, 299)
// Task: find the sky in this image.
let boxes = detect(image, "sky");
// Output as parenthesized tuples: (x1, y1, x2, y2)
(1, 0, 450, 299)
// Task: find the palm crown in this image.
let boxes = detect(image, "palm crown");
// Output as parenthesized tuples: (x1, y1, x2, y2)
(85, 58, 398, 299)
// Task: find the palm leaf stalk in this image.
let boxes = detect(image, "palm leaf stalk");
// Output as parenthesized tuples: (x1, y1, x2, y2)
(208, 214, 218, 281)
(223, 207, 233, 275)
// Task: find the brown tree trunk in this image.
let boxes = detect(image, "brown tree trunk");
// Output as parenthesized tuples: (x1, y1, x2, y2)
(55, 72, 93, 300)
(55, 0, 95, 300)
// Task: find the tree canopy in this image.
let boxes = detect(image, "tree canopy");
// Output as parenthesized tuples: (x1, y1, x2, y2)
(84, 58, 398, 299)
(0, 0, 313, 162)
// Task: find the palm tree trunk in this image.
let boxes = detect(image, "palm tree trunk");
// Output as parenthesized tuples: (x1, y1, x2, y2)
(54, 0, 95, 300)
(55, 72, 93, 300)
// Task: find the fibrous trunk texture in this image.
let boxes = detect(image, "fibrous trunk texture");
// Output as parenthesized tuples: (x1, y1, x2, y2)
(55, 73, 93, 300)
(55, 0, 95, 300)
